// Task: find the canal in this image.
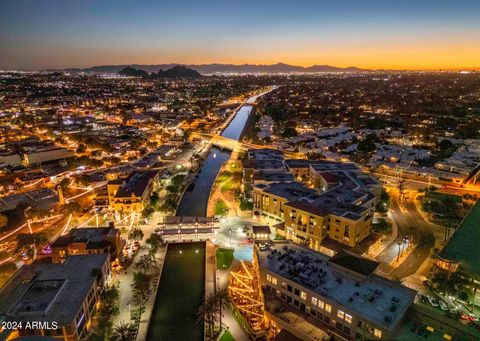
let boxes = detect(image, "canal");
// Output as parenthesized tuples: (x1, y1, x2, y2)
(146, 243, 206, 341)
(147, 94, 261, 340)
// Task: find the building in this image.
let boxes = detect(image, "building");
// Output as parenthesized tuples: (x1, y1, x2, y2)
(99, 170, 159, 213)
(436, 202, 480, 276)
(257, 242, 416, 340)
(0, 254, 110, 341)
(253, 159, 381, 248)
(23, 146, 74, 166)
(45, 225, 123, 263)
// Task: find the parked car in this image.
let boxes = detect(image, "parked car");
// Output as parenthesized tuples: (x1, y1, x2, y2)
(468, 314, 479, 322)
(427, 296, 439, 307)
(438, 301, 448, 311)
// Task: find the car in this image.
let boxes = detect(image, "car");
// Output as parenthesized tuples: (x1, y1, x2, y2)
(468, 314, 479, 322)
(427, 296, 438, 307)
(438, 301, 448, 311)
(461, 314, 471, 321)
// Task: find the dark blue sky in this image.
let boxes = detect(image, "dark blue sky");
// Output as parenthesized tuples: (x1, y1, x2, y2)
(1, 0, 479, 69)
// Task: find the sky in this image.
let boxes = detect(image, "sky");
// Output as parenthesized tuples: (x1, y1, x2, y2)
(0, 0, 479, 70)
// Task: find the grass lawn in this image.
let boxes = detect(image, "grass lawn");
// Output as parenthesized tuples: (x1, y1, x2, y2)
(216, 248, 234, 270)
(219, 330, 235, 341)
(215, 199, 229, 216)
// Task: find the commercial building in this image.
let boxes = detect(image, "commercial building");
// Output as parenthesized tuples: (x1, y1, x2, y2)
(45, 225, 123, 263)
(0, 254, 110, 341)
(253, 157, 381, 248)
(257, 242, 416, 340)
(23, 146, 74, 166)
(97, 170, 159, 213)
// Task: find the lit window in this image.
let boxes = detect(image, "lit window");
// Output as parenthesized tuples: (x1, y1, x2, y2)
(312, 297, 318, 306)
(318, 300, 325, 310)
(281, 281, 287, 289)
(337, 310, 345, 319)
(325, 304, 332, 313)
(345, 314, 352, 324)
(444, 334, 452, 340)
(272, 277, 277, 285)
(374, 329, 382, 338)
(266, 274, 271, 282)
(300, 291, 307, 300)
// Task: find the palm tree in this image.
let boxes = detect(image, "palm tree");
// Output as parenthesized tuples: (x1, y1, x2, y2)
(145, 233, 163, 253)
(198, 294, 217, 339)
(112, 321, 131, 341)
(213, 287, 230, 329)
(135, 254, 157, 273)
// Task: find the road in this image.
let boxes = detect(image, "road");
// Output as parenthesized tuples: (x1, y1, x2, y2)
(375, 189, 441, 278)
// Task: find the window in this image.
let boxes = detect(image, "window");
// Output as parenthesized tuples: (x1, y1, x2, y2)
(281, 282, 287, 289)
(294, 299, 299, 307)
(336, 322, 343, 330)
(272, 277, 277, 285)
(374, 329, 382, 338)
(337, 310, 345, 319)
(294, 288, 300, 296)
(266, 274, 271, 282)
(318, 300, 325, 310)
(345, 314, 352, 324)
(325, 304, 332, 313)
(311, 297, 318, 306)
(311, 309, 316, 317)
(287, 285, 292, 292)
(300, 291, 307, 300)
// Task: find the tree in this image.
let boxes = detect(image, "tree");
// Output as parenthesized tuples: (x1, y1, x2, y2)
(128, 228, 144, 242)
(149, 192, 160, 207)
(213, 288, 230, 330)
(141, 206, 154, 219)
(282, 127, 298, 138)
(357, 134, 377, 154)
(198, 293, 217, 339)
(135, 254, 157, 273)
(61, 201, 81, 215)
(76, 143, 87, 154)
(0, 213, 7, 230)
(145, 233, 163, 253)
(111, 321, 132, 341)
(131, 271, 152, 325)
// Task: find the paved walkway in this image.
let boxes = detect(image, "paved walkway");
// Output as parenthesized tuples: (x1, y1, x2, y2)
(216, 260, 250, 341)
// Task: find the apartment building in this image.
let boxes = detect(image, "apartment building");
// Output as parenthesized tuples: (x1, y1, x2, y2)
(253, 159, 380, 248)
(257, 242, 416, 340)
(0, 254, 110, 341)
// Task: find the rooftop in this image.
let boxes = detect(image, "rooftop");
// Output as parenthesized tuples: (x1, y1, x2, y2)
(257, 242, 416, 331)
(440, 202, 480, 277)
(0, 254, 109, 324)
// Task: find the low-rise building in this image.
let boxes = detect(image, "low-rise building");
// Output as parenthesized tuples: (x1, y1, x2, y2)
(102, 170, 159, 213)
(258, 242, 416, 340)
(46, 225, 123, 263)
(0, 254, 111, 341)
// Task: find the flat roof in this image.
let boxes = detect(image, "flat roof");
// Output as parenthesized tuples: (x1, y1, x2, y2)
(0, 254, 109, 325)
(257, 242, 416, 331)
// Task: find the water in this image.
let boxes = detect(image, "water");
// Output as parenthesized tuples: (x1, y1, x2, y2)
(149, 95, 258, 340)
(176, 101, 256, 216)
(175, 147, 230, 217)
(146, 243, 206, 341)
(221, 104, 254, 140)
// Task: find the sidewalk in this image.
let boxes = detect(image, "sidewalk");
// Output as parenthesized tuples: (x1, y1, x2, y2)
(217, 260, 250, 341)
